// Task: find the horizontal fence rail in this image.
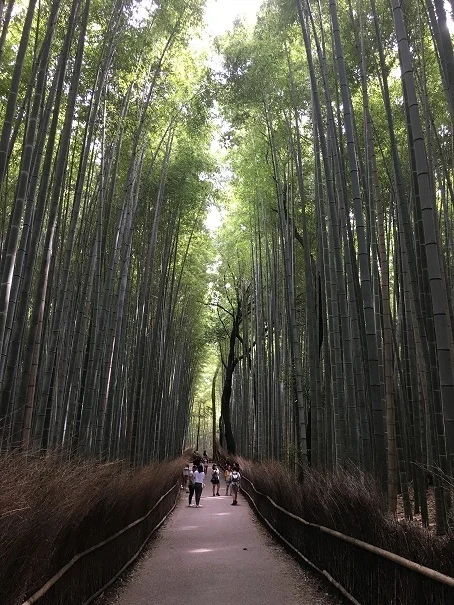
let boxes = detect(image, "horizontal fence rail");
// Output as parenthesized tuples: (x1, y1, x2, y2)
(21, 482, 179, 605)
(240, 476, 454, 605)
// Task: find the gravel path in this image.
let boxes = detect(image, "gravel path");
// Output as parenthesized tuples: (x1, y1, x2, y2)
(106, 482, 340, 605)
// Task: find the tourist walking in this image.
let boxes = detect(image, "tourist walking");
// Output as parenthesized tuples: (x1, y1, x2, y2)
(202, 450, 209, 474)
(188, 464, 196, 506)
(224, 464, 232, 495)
(211, 464, 220, 496)
(193, 464, 205, 507)
(182, 463, 190, 492)
(230, 464, 240, 505)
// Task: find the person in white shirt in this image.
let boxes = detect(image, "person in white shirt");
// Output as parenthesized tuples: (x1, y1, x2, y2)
(193, 464, 205, 507)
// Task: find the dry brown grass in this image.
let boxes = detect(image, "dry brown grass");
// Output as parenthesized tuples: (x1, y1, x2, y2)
(218, 452, 454, 578)
(0, 453, 184, 605)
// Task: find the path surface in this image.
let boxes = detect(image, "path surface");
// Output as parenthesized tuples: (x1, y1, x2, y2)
(107, 478, 338, 605)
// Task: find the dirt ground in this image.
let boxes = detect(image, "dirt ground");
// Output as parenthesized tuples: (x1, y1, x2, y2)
(100, 483, 341, 605)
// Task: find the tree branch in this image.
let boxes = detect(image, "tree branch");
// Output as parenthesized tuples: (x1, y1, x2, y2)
(198, 300, 235, 318)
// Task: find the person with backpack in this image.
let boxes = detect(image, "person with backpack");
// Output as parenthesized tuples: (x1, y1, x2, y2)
(211, 464, 220, 496)
(230, 463, 240, 505)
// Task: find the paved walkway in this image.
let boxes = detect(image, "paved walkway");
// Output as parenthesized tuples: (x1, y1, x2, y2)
(108, 478, 337, 605)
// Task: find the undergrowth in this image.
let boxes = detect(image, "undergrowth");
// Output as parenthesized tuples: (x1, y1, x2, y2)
(218, 450, 454, 578)
(0, 453, 184, 604)
(4, 449, 453, 604)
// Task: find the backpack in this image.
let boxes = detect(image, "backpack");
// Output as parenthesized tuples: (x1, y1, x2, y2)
(231, 471, 239, 485)
(211, 469, 219, 482)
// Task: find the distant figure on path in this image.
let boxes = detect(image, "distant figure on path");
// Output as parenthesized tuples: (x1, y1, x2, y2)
(211, 464, 220, 496)
(202, 450, 209, 474)
(188, 464, 196, 506)
(230, 464, 240, 505)
(182, 463, 190, 491)
(193, 464, 205, 507)
(224, 464, 232, 496)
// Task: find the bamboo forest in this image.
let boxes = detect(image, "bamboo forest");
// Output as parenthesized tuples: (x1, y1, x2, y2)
(2, 0, 454, 601)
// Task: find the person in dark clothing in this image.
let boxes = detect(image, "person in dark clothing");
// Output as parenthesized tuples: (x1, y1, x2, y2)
(211, 464, 220, 496)
(188, 464, 197, 507)
(230, 463, 240, 505)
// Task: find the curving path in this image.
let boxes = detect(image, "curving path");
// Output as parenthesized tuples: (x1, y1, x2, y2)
(107, 477, 339, 605)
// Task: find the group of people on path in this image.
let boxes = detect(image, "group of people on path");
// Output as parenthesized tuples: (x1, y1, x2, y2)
(182, 450, 241, 508)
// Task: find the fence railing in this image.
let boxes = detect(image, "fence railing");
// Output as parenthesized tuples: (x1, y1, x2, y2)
(21, 482, 179, 605)
(240, 475, 454, 605)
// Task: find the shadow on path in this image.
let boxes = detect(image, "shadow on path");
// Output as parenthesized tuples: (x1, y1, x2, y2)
(102, 479, 340, 605)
